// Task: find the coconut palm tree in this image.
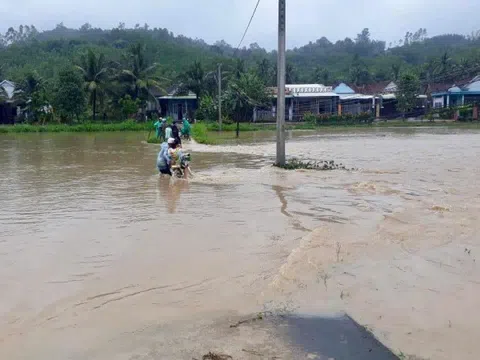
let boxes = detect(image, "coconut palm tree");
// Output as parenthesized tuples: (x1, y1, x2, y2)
(119, 43, 165, 108)
(391, 63, 402, 82)
(438, 52, 452, 77)
(179, 61, 217, 102)
(256, 58, 273, 86)
(14, 71, 50, 123)
(75, 49, 110, 121)
(313, 66, 331, 85)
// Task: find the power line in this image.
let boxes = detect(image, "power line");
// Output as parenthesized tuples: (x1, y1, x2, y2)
(236, 0, 262, 51)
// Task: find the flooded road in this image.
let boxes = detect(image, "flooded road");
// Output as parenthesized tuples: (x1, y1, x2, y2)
(1, 129, 479, 359)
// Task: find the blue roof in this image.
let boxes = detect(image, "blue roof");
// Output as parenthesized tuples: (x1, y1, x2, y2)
(465, 80, 480, 92)
(334, 83, 355, 94)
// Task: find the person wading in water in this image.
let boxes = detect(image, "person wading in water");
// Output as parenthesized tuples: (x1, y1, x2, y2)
(171, 121, 182, 148)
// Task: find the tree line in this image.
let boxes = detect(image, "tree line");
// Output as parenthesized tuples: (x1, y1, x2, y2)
(1, 23, 480, 122)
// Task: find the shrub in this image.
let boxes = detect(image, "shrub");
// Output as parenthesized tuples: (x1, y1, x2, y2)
(191, 123, 212, 144)
(307, 112, 374, 126)
(303, 112, 317, 123)
(196, 95, 217, 121)
(439, 107, 455, 120)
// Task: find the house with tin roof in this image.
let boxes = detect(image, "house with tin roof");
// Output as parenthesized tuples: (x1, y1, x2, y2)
(256, 84, 339, 122)
(0, 80, 17, 124)
(431, 75, 480, 108)
(333, 83, 374, 115)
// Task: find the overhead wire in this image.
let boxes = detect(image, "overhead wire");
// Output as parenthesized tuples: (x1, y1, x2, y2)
(235, 0, 262, 52)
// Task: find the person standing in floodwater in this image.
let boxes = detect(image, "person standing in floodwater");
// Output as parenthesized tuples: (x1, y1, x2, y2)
(181, 118, 191, 140)
(154, 118, 164, 140)
(165, 122, 172, 141)
(171, 121, 181, 147)
(156, 138, 173, 176)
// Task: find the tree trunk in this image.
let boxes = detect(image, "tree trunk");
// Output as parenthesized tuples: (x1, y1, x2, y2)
(236, 118, 240, 138)
(92, 90, 97, 121)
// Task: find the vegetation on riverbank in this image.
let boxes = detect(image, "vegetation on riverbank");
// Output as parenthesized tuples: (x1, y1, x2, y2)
(2, 23, 480, 126)
(0, 120, 151, 133)
(3, 118, 479, 137)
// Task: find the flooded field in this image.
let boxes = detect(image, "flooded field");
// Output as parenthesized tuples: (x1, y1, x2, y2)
(1, 128, 479, 359)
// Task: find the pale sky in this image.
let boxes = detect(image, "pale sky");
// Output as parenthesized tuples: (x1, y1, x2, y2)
(0, 0, 478, 49)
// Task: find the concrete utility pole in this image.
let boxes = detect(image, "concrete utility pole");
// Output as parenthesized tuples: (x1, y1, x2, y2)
(218, 63, 222, 131)
(276, 0, 286, 166)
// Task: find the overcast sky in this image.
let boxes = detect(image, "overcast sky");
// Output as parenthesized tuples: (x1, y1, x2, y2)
(1, 0, 478, 49)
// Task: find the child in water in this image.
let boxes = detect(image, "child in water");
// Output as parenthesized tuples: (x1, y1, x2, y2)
(168, 138, 191, 179)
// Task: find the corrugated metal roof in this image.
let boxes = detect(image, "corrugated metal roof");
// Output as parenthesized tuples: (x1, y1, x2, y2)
(294, 92, 338, 97)
(159, 96, 196, 100)
(286, 84, 334, 94)
(339, 94, 373, 100)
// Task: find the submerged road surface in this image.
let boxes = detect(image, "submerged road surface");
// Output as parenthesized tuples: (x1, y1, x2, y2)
(1, 129, 479, 359)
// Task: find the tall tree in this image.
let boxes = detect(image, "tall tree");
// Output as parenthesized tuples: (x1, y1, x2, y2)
(231, 58, 246, 80)
(15, 71, 50, 123)
(349, 54, 371, 85)
(397, 72, 420, 118)
(313, 66, 331, 85)
(256, 58, 273, 86)
(119, 43, 165, 108)
(179, 61, 212, 101)
(76, 49, 110, 121)
(286, 63, 297, 84)
(438, 51, 452, 78)
(54, 67, 86, 121)
(223, 72, 270, 134)
(391, 63, 402, 81)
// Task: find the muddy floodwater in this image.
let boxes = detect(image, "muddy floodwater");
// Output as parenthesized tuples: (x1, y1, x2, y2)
(1, 128, 479, 359)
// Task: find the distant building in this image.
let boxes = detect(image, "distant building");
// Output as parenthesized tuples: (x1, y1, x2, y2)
(157, 90, 197, 121)
(344, 81, 427, 119)
(334, 83, 374, 115)
(0, 80, 17, 125)
(431, 75, 480, 108)
(256, 84, 339, 122)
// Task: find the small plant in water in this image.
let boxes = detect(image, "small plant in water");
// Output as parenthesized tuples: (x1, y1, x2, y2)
(275, 158, 354, 171)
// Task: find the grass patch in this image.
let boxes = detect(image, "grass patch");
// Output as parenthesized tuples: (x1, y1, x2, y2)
(202, 120, 480, 132)
(206, 122, 277, 132)
(374, 120, 480, 128)
(0, 120, 152, 134)
(145, 120, 480, 146)
(192, 123, 214, 144)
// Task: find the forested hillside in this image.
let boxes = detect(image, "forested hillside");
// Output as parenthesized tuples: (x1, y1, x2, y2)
(1, 24, 480, 86)
(1, 23, 480, 122)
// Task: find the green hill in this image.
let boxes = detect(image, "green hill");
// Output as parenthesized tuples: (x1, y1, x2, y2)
(1, 24, 480, 87)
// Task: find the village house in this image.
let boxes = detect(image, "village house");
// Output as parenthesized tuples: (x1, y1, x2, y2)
(349, 81, 428, 119)
(431, 75, 480, 109)
(0, 80, 17, 125)
(157, 89, 198, 121)
(333, 83, 374, 115)
(255, 84, 339, 122)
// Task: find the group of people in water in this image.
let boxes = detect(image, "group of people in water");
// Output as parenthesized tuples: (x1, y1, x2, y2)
(154, 117, 191, 145)
(155, 118, 192, 179)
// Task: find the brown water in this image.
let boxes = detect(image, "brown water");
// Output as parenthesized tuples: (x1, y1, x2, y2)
(1, 129, 479, 359)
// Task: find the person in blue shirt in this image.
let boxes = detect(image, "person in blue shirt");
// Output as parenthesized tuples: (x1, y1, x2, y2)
(156, 138, 174, 176)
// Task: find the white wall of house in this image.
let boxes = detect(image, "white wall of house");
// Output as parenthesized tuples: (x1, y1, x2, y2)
(433, 97, 444, 108)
